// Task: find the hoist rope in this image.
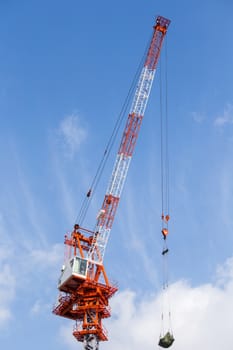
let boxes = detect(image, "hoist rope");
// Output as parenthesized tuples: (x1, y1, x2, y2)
(159, 35, 173, 339)
(160, 37, 170, 219)
(165, 38, 170, 216)
(74, 34, 154, 228)
(160, 57, 164, 216)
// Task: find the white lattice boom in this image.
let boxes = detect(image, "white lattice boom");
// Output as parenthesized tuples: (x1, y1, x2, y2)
(88, 16, 171, 265)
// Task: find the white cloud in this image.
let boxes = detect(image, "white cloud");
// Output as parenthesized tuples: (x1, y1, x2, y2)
(0, 264, 15, 328)
(216, 256, 233, 286)
(59, 323, 78, 350)
(0, 309, 12, 326)
(16, 166, 48, 247)
(30, 299, 51, 315)
(191, 111, 205, 123)
(104, 268, 233, 350)
(58, 113, 87, 158)
(0, 195, 71, 333)
(51, 155, 77, 223)
(214, 103, 233, 126)
(50, 113, 89, 222)
(30, 243, 63, 268)
(58, 256, 233, 350)
(113, 183, 161, 289)
(0, 215, 16, 330)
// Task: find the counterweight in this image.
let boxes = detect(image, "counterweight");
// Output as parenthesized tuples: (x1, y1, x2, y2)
(53, 15, 170, 350)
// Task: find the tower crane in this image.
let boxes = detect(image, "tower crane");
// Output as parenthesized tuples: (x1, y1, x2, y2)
(53, 15, 170, 350)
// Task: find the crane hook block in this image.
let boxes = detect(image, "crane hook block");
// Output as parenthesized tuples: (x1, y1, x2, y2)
(162, 228, 169, 239)
(158, 332, 175, 348)
(161, 214, 170, 222)
(162, 248, 169, 255)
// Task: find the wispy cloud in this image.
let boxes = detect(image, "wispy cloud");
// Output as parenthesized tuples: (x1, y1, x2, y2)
(49, 112, 90, 223)
(15, 164, 48, 247)
(57, 255, 233, 350)
(30, 299, 51, 316)
(60, 255, 233, 350)
(216, 256, 233, 286)
(191, 111, 205, 123)
(0, 215, 16, 329)
(0, 264, 15, 328)
(59, 324, 78, 350)
(0, 144, 66, 331)
(215, 155, 233, 241)
(117, 183, 160, 289)
(51, 154, 77, 224)
(214, 103, 233, 126)
(0, 208, 63, 327)
(57, 113, 87, 158)
(30, 243, 63, 268)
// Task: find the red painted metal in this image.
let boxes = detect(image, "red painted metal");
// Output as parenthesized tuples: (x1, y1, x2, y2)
(144, 16, 170, 70)
(53, 15, 170, 348)
(118, 113, 143, 156)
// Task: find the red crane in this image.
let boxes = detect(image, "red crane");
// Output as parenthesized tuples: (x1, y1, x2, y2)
(53, 15, 170, 350)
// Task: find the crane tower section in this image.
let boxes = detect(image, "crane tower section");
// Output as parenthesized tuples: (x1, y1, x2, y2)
(88, 16, 171, 265)
(53, 15, 170, 350)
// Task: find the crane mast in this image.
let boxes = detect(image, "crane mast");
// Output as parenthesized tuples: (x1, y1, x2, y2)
(53, 15, 170, 350)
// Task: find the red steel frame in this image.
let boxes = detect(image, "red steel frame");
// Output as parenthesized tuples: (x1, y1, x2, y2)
(53, 15, 170, 349)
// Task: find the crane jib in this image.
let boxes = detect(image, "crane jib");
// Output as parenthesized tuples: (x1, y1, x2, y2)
(88, 16, 171, 265)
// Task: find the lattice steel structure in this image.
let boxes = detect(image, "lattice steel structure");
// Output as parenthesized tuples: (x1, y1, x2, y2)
(53, 15, 170, 350)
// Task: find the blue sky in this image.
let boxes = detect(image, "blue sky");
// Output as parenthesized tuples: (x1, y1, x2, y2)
(0, 1, 233, 349)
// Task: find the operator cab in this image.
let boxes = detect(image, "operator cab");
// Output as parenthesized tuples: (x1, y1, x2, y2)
(58, 256, 88, 293)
